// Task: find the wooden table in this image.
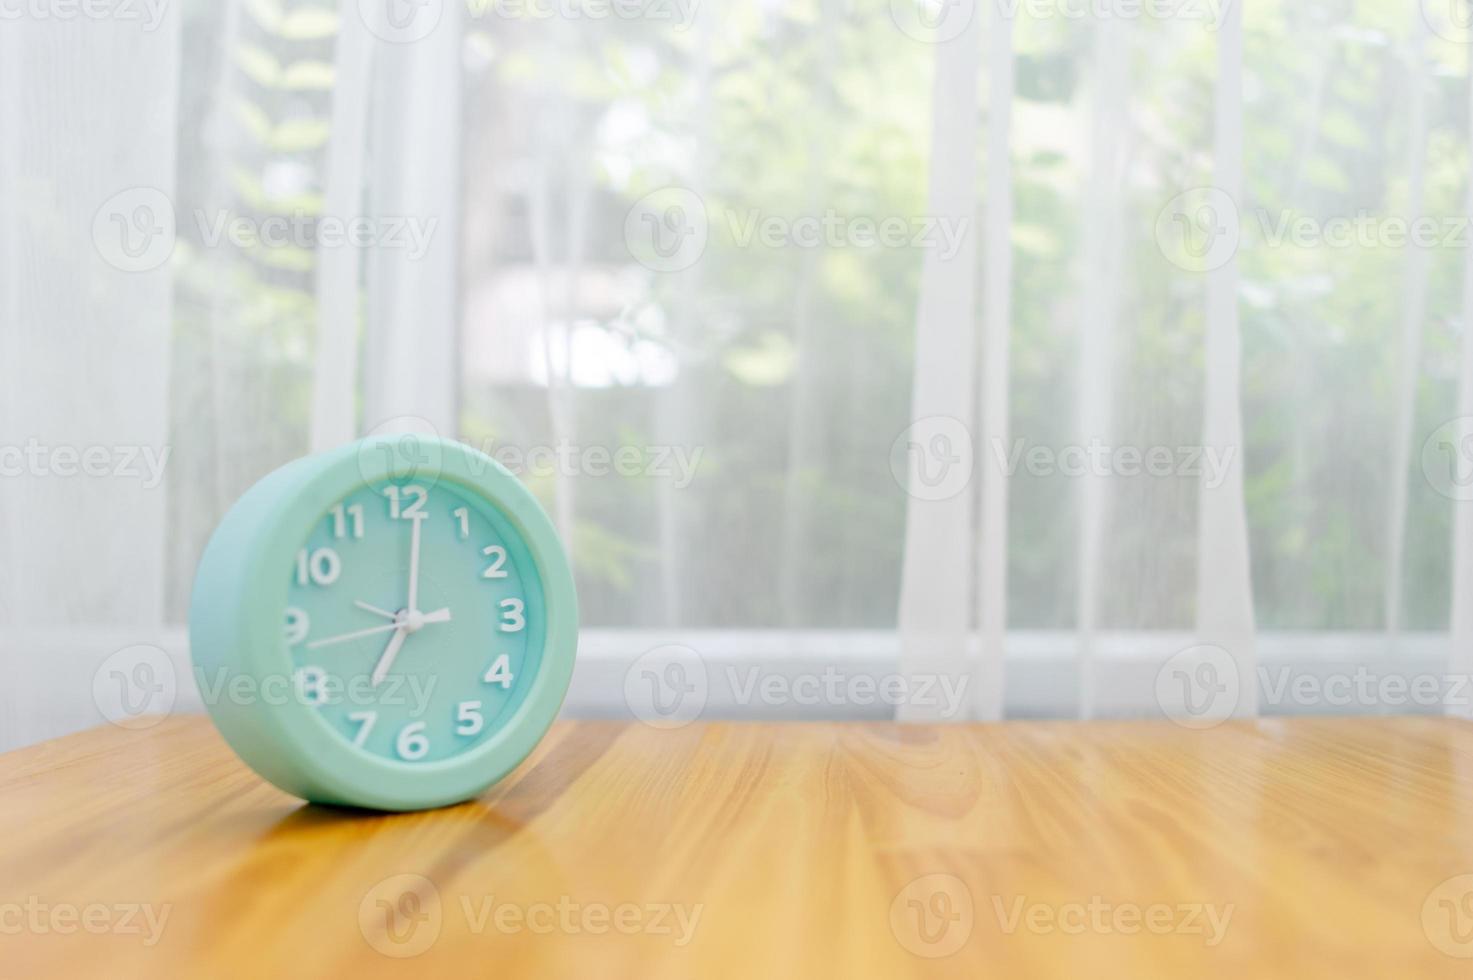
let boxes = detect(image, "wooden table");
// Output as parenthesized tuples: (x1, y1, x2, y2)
(1, 716, 1472, 977)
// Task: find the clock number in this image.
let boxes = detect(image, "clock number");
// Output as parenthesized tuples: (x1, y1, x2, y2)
(384, 485, 428, 520)
(348, 710, 377, 747)
(454, 507, 469, 539)
(295, 666, 328, 706)
(295, 547, 341, 587)
(330, 503, 364, 539)
(483, 653, 514, 688)
(498, 598, 525, 632)
(396, 721, 429, 761)
(456, 701, 484, 736)
(482, 545, 508, 579)
(284, 607, 309, 645)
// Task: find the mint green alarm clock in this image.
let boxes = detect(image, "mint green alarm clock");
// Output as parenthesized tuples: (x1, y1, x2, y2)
(189, 434, 577, 811)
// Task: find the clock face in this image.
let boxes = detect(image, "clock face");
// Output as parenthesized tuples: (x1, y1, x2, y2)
(284, 478, 546, 764)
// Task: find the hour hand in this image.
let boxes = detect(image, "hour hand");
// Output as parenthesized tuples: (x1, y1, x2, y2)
(354, 600, 399, 620)
(370, 627, 408, 688)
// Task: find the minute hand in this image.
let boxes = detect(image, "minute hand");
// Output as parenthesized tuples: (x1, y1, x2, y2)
(406, 512, 424, 614)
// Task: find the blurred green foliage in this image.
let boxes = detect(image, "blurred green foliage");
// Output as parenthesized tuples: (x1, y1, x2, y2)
(169, 0, 1473, 633)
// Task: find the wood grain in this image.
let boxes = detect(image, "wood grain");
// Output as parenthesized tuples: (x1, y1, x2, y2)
(1, 716, 1471, 977)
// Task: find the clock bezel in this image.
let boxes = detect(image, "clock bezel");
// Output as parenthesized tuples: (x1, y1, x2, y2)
(189, 435, 578, 811)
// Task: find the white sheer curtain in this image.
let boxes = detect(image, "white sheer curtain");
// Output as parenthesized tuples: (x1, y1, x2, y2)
(1452, 7, 1473, 721)
(0, 8, 179, 747)
(4, 0, 1473, 748)
(900, 0, 1472, 720)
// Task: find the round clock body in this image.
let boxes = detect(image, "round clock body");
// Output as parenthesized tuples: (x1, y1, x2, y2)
(189, 435, 577, 811)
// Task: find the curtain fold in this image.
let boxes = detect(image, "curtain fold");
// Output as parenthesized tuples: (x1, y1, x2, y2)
(1193, 0, 1257, 718)
(1384, 13, 1433, 653)
(1449, 42, 1473, 721)
(651, 4, 716, 628)
(974, 2, 1015, 722)
(309, 0, 375, 452)
(361, 1, 463, 438)
(1075, 17, 1129, 721)
(896, 8, 983, 723)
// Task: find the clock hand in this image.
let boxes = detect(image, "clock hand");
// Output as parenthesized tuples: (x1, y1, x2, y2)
(371, 627, 408, 688)
(306, 620, 404, 650)
(406, 512, 425, 615)
(354, 600, 399, 620)
(307, 608, 452, 649)
(359, 607, 453, 688)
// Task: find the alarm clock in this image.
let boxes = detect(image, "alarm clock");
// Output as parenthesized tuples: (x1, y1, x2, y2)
(189, 433, 577, 811)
